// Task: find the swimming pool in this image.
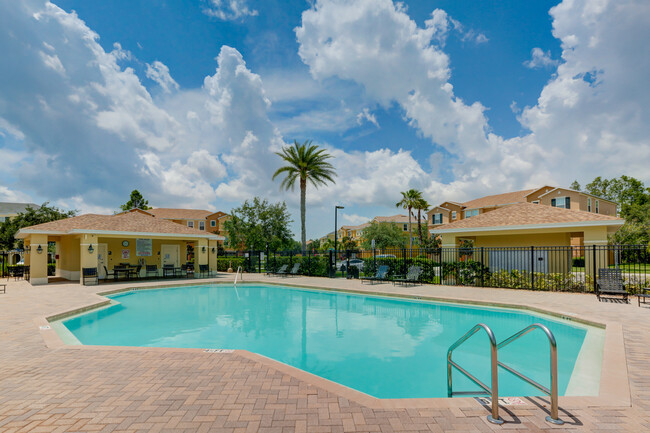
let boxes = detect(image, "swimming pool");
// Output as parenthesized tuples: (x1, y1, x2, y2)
(58, 283, 604, 399)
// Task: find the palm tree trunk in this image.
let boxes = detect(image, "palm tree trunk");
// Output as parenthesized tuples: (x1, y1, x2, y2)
(417, 209, 423, 244)
(300, 178, 307, 252)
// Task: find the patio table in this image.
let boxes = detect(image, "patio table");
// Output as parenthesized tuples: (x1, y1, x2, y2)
(162, 266, 182, 278)
(113, 267, 131, 281)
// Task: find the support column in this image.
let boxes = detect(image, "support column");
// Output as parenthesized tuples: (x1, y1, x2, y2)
(208, 239, 217, 273)
(197, 238, 208, 278)
(80, 234, 98, 285)
(29, 234, 49, 285)
(584, 227, 609, 289)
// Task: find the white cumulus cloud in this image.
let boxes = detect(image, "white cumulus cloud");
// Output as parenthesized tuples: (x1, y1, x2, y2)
(202, 0, 258, 21)
(523, 47, 558, 69)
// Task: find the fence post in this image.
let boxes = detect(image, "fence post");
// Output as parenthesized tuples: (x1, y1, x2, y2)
(481, 247, 485, 287)
(329, 250, 334, 278)
(592, 245, 597, 292)
(531, 246, 535, 290)
(402, 248, 407, 276)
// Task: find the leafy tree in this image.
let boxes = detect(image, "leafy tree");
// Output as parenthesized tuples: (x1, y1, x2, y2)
(307, 238, 321, 252)
(223, 197, 294, 251)
(582, 176, 650, 245)
(120, 190, 150, 211)
(360, 221, 407, 249)
(340, 236, 357, 251)
(0, 203, 76, 250)
(570, 180, 581, 191)
(396, 189, 422, 249)
(414, 197, 429, 245)
(319, 237, 335, 252)
(272, 140, 336, 252)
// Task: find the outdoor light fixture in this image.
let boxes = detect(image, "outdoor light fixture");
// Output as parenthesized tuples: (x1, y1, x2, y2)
(36, 245, 43, 254)
(212, 247, 216, 253)
(202, 246, 206, 253)
(88, 244, 94, 254)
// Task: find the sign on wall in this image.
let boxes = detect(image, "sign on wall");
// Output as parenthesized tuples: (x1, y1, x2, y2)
(121, 249, 130, 259)
(136, 238, 153, 257)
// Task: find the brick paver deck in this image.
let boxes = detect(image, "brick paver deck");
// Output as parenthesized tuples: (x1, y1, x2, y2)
(1, 274, 649, 432)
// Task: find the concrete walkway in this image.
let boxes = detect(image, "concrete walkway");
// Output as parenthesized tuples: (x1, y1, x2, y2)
(0, 274, 648, 432)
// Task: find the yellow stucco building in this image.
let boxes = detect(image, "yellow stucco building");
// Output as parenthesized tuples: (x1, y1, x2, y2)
(17, 210, 224, 285)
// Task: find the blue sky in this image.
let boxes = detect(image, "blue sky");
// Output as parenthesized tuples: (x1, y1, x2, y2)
(1, 0, 649, 238)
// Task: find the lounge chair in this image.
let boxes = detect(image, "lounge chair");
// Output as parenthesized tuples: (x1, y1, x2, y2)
(181, 264, 194, 278)
(280, 262, 300, 278)
(278, 263, 299, 277)
(596, 268, 629, 303)
(361, 265, 389, 285)
(82, 267, 98, 285)
(393, 266, 422, 286)
(271, 264, 287, 276)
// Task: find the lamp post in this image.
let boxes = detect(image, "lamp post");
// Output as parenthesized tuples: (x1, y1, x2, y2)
(334, 205, 344, 253)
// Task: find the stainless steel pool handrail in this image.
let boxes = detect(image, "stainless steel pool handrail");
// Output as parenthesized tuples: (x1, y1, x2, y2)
(234, 266, 242, 288)
(496, 323, 563, 425)
(447, 323, 503, 425)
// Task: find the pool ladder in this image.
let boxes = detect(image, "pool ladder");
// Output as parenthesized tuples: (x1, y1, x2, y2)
(447, 323, 563, 425)
(234, 266, 243, 288)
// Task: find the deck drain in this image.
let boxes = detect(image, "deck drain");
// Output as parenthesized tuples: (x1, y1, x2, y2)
(39, 325, 51, 330)
(204, 349, 234, 353)
(475, 397, 526, 406)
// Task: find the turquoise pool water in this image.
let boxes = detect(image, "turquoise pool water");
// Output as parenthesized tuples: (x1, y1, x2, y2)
(61, 284, 599, 399)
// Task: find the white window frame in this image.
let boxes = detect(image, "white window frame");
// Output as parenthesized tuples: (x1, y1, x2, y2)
(554, 197, 567, 208)
(588, 198, 592, 212)
(464, 209, 479, 218)
(403, 224, 408, 231)
(199, 221, 205, 231)
(451, 211, 456, 220)
(210, 220, 216, 227)
(187, 221, 194, 228)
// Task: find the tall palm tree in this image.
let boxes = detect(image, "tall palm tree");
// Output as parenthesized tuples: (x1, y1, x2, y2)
(273, 140, 336, 252)
(414, 198, 430, 245)
(396, 189, 422, 249)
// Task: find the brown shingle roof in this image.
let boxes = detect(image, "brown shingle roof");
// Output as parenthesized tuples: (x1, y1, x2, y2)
(436, 202, 623, 231)
(148, 208, 213, 220)
(374, 214, 425, 224)
(461, 189, 537, 209)
(17, 212, 221, 238)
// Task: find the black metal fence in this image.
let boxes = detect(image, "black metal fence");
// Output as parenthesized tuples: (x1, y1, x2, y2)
(221, 245, 650, 293)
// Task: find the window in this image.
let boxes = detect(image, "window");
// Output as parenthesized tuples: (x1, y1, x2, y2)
(433, 213, 443, 224)
(464, 209, 479, 218)
(199, 221, 205, 231)
(451, 211, 456, 220)
(551, 197, 570, 209)
(588, 198, 592, 212)
(187, 221, 194, 228)
(596, 200, 599, 214)
(0, 216, 5, 223)
(532, 200, 540, 204)
(211, 220, 216, 227)
(403, 224, 408, 231)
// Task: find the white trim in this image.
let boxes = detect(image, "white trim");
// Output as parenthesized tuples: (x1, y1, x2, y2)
(537, 187, 617, 204)
(436, 219, 624, 234)
(524, 186, 553, 197)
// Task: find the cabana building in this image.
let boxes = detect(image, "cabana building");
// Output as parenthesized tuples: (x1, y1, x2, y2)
(16, 210, 224, 285)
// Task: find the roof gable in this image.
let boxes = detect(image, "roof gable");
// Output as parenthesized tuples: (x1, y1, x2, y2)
(461, 189, 537, 209)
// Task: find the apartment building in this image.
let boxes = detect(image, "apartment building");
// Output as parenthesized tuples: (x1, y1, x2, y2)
(0, 202, 38, 223)
(428, 186, 617, 231)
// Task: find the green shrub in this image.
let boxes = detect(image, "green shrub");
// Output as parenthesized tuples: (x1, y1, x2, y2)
(572, 257, 585, 268)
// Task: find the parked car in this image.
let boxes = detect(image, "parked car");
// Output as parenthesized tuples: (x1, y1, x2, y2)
(337, 258, 365, 271)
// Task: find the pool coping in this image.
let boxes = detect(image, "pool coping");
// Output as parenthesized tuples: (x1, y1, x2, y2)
(36, 277, 631, 415)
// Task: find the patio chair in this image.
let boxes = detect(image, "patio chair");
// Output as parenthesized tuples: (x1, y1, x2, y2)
(393, 266, 422, 286)
(13, 266, 24, 281)
(280, 262, 300, 278)
(82, 267, 98, 285)
(361, 265, 389, 285)
(271, 264, 288, 276)
(198, 264, 212, 278)
(128, 265, 142, 280)
(145, 264, 158, 279)
(596, 268, 629, 303)
(181, 263, 194, 278)
(103, 266, 115, 281)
